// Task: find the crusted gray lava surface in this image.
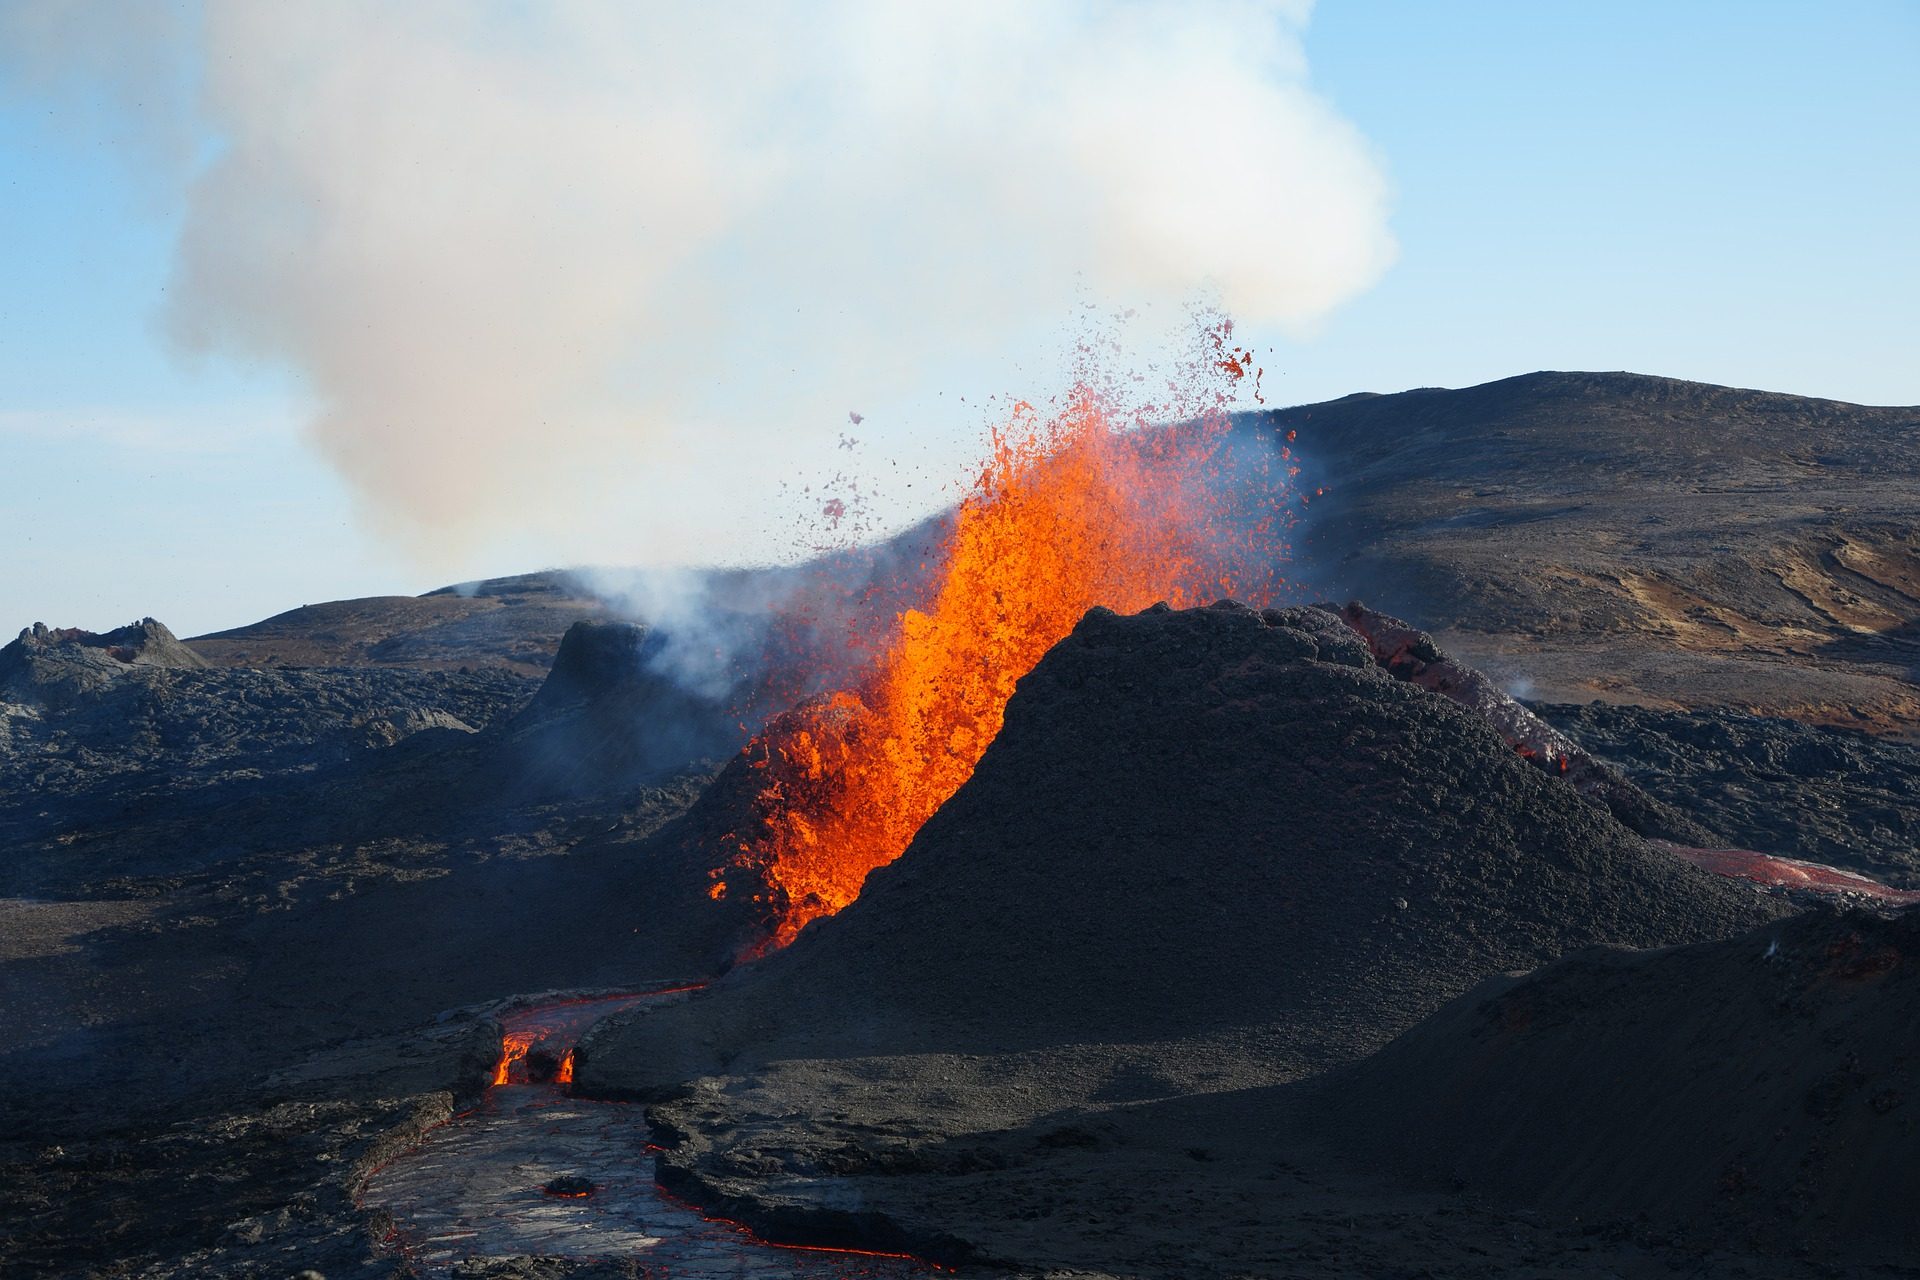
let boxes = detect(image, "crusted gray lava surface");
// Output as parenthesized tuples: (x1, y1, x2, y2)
(1539, 700, 1920, 885)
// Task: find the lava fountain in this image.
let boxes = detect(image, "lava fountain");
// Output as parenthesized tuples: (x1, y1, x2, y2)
(719, 353, 1298, 949)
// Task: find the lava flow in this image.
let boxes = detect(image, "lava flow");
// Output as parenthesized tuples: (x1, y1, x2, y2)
(488, 990, 699, 1086)
(721, 362, 1295, 949)
(363, 987, 931, 1275)
(1652, 842, 1920, 905)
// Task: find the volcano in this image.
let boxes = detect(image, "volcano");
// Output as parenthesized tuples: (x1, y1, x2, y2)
(578, 598, 1785, 1087)
(564, 600, 1805, 1271)
(1, 618, 208, 704)
(489, 618, 739, 799)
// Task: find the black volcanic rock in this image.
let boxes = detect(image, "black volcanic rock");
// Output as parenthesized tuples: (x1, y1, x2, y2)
(0, 650, 532, 894)
(1539, 700, 1920, 887)
(1314, 905, 1920, 1264)
(489, 619, 742, 799)
(537, 618, 653, 698)
(580, 601, 1785, 1094)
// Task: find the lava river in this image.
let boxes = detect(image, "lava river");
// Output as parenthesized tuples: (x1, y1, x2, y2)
(358, 988, 932, 1276)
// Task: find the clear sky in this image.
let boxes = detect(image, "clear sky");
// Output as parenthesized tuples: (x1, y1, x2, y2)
(2, 2, 1915, 636)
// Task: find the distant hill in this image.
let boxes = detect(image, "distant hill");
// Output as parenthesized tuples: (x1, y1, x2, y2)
(1263, 371, 1920, 733)
(185, 571, 605, 676)
(180, 514, 952, 682)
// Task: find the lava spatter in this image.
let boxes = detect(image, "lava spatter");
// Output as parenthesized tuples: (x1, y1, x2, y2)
(723, 376, 1295, 949)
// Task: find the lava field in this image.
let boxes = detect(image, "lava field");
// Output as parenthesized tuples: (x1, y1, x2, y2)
(4, 373, 1919, 1280)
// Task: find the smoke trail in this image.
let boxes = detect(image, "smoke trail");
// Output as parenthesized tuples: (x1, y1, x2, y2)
(3, 1, 1394, 564)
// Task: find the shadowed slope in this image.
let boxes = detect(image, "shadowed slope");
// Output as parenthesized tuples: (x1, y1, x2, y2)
(1315, 905, 1920, 1264)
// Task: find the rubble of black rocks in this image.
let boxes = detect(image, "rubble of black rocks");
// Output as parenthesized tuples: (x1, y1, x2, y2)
(0, 618, 532, 895)
(1538, 700, 1920, 886)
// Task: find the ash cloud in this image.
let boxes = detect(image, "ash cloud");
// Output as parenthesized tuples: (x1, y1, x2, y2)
(4, 1, 1395, 567)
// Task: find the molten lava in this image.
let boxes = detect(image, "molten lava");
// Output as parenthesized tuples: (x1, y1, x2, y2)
(1653, 841, 1920, 905)
(723, 379, 1293, 948)
(492, 1029, 537, 1086)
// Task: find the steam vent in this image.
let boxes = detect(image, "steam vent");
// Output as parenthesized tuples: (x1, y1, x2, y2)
(493, 617, 740, 798)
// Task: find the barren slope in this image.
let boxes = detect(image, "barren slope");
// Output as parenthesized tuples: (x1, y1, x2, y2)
(1269, 372, 1920, 732)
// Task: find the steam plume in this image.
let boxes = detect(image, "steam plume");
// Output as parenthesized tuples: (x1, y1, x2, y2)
(4, 1, 1394, 565)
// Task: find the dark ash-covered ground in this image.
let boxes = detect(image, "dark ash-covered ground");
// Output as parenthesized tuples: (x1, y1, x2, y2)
(3, 371, 1917, 1277)
(1313, 905, 1920, 1267)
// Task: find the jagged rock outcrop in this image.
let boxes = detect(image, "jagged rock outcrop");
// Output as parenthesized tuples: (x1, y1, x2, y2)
(2, 618, 207, 704)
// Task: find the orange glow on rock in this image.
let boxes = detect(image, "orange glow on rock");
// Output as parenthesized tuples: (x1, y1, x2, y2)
(724, 376, 1292, 949)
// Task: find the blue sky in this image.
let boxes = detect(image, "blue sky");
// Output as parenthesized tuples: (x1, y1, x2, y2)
(1292, 2, 1919, 405)
(2, 2, 1916, 635)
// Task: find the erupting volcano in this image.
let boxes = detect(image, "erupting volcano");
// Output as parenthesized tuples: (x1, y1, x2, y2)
(720, 364, 1296, 948)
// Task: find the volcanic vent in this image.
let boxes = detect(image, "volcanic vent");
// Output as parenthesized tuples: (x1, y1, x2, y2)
(581, 601, 1787, 1093)
(704, 379, 1298, 951)
(491, 618, 739, 799)
(1, 618, 207, 704)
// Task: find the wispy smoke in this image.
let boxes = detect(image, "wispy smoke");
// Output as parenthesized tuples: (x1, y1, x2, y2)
(4, 1, 1394, 566)
(574, 566, 775, 703)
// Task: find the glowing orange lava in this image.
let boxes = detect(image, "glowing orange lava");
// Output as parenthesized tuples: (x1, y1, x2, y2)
(492, 1029, 537, 1086)
(722, 374, 1292, 948)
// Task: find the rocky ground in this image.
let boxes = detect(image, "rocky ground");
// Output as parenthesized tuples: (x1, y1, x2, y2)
(1269, 372, 1920, 734)
(0, 619, 733, 1277)
(1535, 701, 1920, 886)
(2, 371, 1916, 1277)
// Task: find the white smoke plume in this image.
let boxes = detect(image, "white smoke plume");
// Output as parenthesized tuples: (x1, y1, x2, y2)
(3, 1, 1394, 568)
